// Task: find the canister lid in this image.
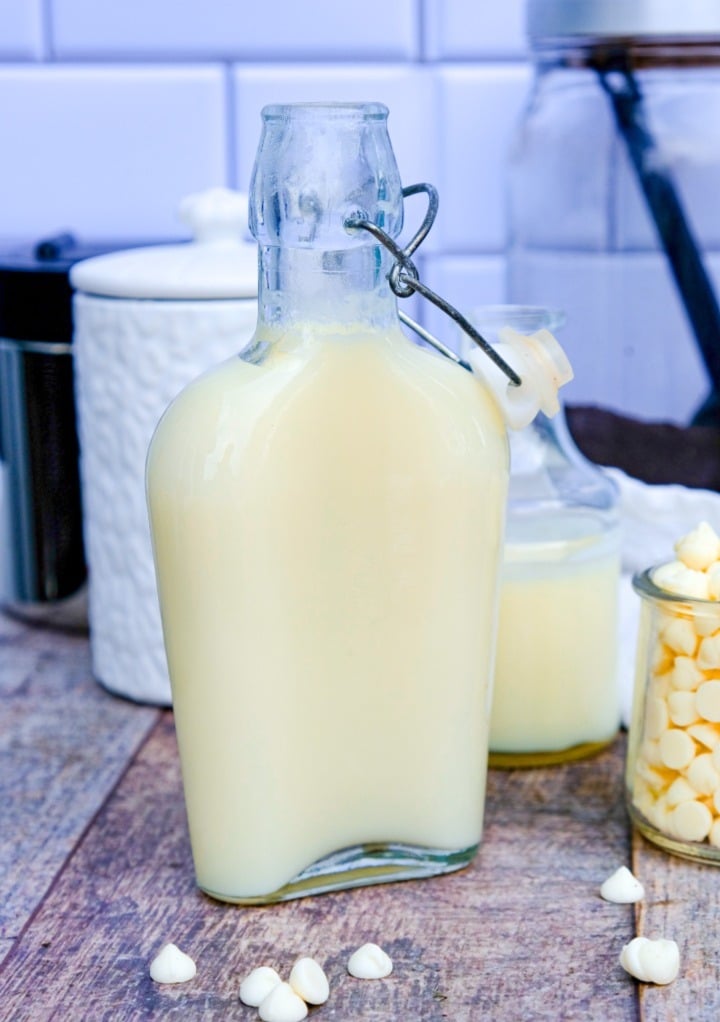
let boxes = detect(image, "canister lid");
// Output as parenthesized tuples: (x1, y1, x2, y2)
(528, 0, 720, 43)
(70, 188, 258, 300)
(0, 235, 143, 343)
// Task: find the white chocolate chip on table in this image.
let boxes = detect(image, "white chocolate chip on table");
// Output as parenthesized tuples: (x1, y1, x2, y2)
(258, 981, 308, 1022)
(149, 943, 197, 984)
(620, 937, 680, 985)
(631, 522, 720, 848)
(240, 966, 282, 1007)
(347, 943, 393, 979)
(600, 866, 644, 904)
(288, 957, 330, 1005)
(239, 957, 329, 1022)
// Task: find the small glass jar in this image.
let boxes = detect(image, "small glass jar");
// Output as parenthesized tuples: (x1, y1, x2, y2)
(627, 567, 720, 863)
(462, 306, 622, 767)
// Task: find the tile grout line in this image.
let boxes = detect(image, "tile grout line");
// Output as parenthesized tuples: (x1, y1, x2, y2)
(224, 62, 237, 188)
(39, 0, 54, 62)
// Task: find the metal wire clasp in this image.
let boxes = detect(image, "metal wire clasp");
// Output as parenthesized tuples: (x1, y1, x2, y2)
(345, 184, 521, 386)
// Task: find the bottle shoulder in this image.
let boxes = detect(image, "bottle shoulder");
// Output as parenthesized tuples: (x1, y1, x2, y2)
(147, 329, 509, 488)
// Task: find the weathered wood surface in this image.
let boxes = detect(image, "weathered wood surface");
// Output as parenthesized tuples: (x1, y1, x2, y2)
(633, 833, 720, 1021)
(4, 610, 720, 1020)
(1, 712, 636, 1021)
(0, 611, 160, 966)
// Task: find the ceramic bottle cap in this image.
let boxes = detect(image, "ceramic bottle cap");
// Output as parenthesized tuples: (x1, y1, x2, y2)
(468, 326, 574, 430)
(70, 187, 258, 300)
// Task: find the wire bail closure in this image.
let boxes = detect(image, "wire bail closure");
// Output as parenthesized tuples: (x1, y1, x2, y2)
(344, 183, 521, 387)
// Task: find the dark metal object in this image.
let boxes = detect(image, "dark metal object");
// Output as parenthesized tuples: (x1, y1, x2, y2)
(0, 336, 84, 604)
(0, 233, 152, 624)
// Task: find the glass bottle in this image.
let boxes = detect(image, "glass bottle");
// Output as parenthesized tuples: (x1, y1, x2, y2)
(146, 103, 511, 903)
(462, 306, 622, 767)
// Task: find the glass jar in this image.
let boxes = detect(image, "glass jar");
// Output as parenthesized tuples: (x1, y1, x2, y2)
(627, 567, 720, 863)
(508, 1, 720, 425)
(147, 103, 511, 903)
(462, 306, 622, 767)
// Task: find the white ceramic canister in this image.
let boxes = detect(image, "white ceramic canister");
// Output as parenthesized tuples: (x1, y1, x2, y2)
(71, 188, 258, 704)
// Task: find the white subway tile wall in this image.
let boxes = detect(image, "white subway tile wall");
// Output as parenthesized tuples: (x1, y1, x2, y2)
(51, 0, 418, 60)
(0, 0, 714, 422)
(0, 0, 44, 59)
(424, 0, 527, 59)
(0, 65, 227, 238)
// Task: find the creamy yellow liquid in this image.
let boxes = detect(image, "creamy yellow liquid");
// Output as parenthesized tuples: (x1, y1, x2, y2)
(490, 528, 620, 758)
(147, 323, 508, 900)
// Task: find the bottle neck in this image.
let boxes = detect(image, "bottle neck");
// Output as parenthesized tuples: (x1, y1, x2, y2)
(256, 244, 400, 334)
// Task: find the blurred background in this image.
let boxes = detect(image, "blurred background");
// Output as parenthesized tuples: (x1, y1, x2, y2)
(1, 0, 719, 424)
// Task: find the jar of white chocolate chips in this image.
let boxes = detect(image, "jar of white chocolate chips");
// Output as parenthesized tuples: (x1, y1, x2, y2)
(627, 521, 720, 862)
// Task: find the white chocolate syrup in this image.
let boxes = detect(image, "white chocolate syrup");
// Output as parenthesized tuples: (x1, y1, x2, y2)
(147, 321, 508, 900)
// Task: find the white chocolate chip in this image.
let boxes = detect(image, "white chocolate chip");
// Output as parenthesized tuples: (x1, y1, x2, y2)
(666, 776, 699, 807)
(620, 937, 651, 980)
(600, 866, 644, 904)
(645, 696, 669, 739)
(674, 521, 720, 571)
(708, 563, 720, 600)
(659, 728, 696, 770)
(653, 561, 691, 594)
(667, 690, 700, 727)
(258, 981, 309, 1022)
(347, 943, 393, 979)
(636, 758, 672, 792)
(688, 722, 720, 749)
(288, 957, 330, 1005)
(149, 943, 197, 985)
(694, 612, 719, 637)
(660, 616, 698, 656)
(697, 634, 720, 670)
(696, 681, 720, 722)
(653, 561, 710, 600)
(636, 938, 681, 985)
(620, 937, 680, 985)
(240, 966, 282, 1007)
(669, 799, 713, 842)
(670, 656, 704, 692)
(686, 752, 720, 796)
(639, 738, 664, 768)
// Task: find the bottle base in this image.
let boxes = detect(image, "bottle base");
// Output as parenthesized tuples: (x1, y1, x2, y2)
(628, 802, 720, 866)
(488, 735, 616, 769)
(198, 840, 480, 905)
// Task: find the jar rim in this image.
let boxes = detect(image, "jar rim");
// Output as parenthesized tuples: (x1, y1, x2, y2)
(261, 102, 389, 122)
(632, 566, 720, 607)
(469, 304, 566, 333)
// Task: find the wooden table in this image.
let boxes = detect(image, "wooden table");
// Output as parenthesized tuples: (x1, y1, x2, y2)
(2, 608, 720, 1022)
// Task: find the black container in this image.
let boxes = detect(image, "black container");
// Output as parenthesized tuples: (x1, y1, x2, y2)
(0, 234, 137, 628)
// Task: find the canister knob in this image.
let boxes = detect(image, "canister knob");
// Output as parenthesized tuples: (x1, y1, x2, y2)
(179, 187, 250, 245)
